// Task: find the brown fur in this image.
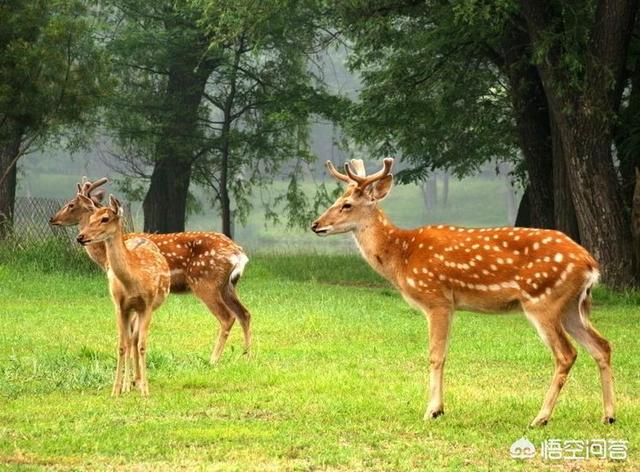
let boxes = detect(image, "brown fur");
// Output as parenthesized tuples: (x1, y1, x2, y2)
(50, 180, 252, 363)
(313, 158, 614, 426)
(77, 196, 170, 396)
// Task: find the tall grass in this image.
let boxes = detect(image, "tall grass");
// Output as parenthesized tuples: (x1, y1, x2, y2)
(0, 236, 98, 275)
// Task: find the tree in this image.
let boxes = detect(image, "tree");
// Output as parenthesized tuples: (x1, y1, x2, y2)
(520, 0, 638, 288)
(0, 0, 108, 237)
(103, 0, 219, 233)
(334, 1, 556, 229)
(339, 1, 519, 183)
(105, 0, 337, 236)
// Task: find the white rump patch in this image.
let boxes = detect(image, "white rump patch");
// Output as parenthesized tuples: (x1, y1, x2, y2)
(229, 253, 249, 283)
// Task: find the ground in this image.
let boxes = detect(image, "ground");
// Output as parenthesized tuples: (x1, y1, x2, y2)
(0, 253, 639, 471)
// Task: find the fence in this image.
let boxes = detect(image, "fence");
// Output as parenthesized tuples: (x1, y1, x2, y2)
(8, 196, 134, 244)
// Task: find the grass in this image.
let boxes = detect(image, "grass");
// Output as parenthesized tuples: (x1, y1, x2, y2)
(0, 250, 639, 471)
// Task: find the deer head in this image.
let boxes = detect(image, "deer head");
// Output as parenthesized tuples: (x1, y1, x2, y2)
(311, 158, 394, 235)
(76, 195, 123, 246)
(49, 177, 108, 226)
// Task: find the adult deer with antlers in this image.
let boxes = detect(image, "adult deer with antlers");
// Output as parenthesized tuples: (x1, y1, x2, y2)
(312, 158, 614, 426)
(50, 178, 251, 364)
(77, 196, 170, 396)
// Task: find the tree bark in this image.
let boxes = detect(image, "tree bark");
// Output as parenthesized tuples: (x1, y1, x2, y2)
(0, 125, 24, 239)
(500, 20, 555, 229)
(632, 168, 640, 273)
(521, 0, 638, 288)
(217, 39, 243, 239)
(551, 116, 580, 242)
(142, 50, 214, 233)
(441, 172, 449, 206)
(616, 58, 640, 208)
(515, 186, 531, 227)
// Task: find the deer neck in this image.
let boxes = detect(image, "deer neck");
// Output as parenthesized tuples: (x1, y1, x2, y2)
(79, 212, 108, 269)
(103, 225, 136, 288)
(352, 206, 407, 284)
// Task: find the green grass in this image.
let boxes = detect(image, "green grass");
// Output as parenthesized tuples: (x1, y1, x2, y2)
(1, 252, 639, 470)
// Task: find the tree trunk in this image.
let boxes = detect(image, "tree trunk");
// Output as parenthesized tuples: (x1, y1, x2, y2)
(558, 116, 635, 287)
(521, 0, 638, 288)
(551, 116, 580, 242)
(421, 177, 437, 210)
(217, 39, 243, 239)
(515, 187, 531, 227)
(143, 157, 193, 233)
(219, 118, 233, 238)
(500, 20, 555, 229)
(616, 59, 640, 208)
(142, 52, 213, 233)
(0, 126, 24, 239)
(632, 168, 640, 273)
(441, 172, 449, 206)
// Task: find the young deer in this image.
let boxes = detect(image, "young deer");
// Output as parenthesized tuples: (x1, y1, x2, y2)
(312, 158, 614, 426)
(77, 196, 171, 396)
(50, 178, 252, 364)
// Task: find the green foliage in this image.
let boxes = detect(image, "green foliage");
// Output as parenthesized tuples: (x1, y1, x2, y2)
(101, 0, 343, 229)
(333, 1, 520, 183)
(0, 0, 111, 146)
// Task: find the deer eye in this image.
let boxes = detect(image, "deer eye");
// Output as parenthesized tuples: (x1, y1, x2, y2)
(341, 203, 352, 210)
(101, 217, 109, 223)
(68, 203, 74, 209)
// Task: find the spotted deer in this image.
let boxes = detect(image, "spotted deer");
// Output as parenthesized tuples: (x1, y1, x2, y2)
(77, 196, 171, 396)
(312, 158, 614, 426)
(50, 178, 251, 364)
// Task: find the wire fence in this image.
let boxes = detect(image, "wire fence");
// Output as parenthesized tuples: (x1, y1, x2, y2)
(9, 196, 134, 245)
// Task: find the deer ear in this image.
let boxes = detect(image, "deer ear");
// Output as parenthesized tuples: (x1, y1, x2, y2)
(369, 174, 393, 201)
(76, 183, 82, 193)
(109, 195, 123, 216)
(77, 194, 96, 209)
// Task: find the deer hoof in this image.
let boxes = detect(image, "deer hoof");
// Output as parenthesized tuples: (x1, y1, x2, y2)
(603, 416, 616, 424)
(424, 409, 444, 420)
(530, 417, 548, 428)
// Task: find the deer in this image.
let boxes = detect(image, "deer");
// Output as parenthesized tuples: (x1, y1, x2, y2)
(50, 178, 252, 364)
(311, 158, 614, 427)
(77, 195, 171, 396)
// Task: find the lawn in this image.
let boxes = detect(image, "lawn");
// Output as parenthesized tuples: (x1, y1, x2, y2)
(0, 252, 639, 471)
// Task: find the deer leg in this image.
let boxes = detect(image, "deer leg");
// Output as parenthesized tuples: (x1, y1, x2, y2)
(222, 284, 252, 356)
(136, 308, 153, 397)
(525, 308, 577, 427)
(112, 307, 131, 397)
(424, 306, 453, 420)
(209, 299, 235, 364)
(130, 313, 141, 389)
(562, 302, 615, 423)
(193, 284, 236, 364)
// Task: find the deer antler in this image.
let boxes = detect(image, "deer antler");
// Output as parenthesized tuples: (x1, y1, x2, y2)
(78, 177, 108, 196)
(345, 158, 394, 187)
(326, 161, 351, 183)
